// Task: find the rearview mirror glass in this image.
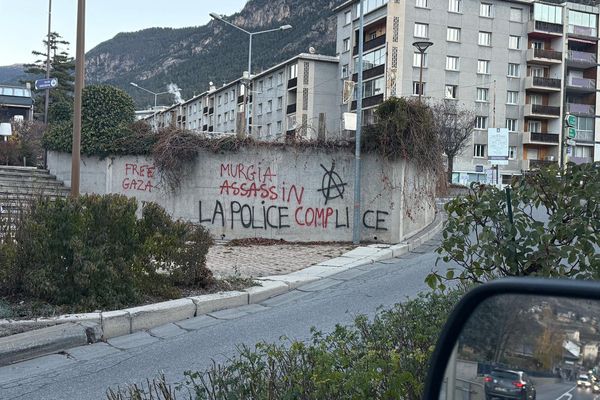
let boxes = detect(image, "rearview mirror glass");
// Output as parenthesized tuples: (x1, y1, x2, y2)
(440, 294, 600, 400)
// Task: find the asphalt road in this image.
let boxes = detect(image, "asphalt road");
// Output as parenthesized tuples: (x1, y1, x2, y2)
(0, 233, 453, 400)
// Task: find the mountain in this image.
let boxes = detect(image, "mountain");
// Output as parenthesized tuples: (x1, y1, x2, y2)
(86, 0, 342, 108)
(0, 64, 27, 85)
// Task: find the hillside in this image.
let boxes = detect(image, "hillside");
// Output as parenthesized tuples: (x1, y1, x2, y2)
(86, 0, 341, 108)
(0, 64, 27, 85)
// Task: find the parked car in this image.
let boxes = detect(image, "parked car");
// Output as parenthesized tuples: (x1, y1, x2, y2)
(578, 374, 592, 388)
(484, 368, 536, 400)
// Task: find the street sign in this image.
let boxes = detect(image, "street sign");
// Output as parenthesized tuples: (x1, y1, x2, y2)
(487, 128, 509, 165)
(566, 139, 577, 146)
(34, 78, 58, 90)
(568, 127, 577, 139)
(565, 114, 576, 127)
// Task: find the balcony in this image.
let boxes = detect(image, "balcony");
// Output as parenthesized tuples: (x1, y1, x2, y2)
(526, 48, 562, 65)
(350, 94, 384, 110)
(352, 64, 385, 82)
(522, 132, 560, 145)
(353, 34, 386, 56)
(528, 20, 563, 37)
(566, 76, 596, 93)
(567, 50, 597, 68)
(287, 77, 297, 89)
(525, 76, 562, 92)
(286, 103, 297, 114)
(574, 130, 595, 143)
(568, 24, 598, 39)
(524, 104, 561, 118)
(570, 156, 594, 164)
(525, 159, 559, 170)
(567, 102, 595, 115)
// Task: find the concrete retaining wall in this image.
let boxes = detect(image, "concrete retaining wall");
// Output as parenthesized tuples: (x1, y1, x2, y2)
(48, 148, 435, 243)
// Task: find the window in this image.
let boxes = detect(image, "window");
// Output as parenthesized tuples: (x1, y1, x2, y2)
(217, 114, 222, 124)
(509, 146, 517, 160)
(268, 77, 273, 88)
(477, 88, 489, 102)
(414, 23, 429, 38)
(416, 0, 428, 7)
(257, 126, 263, 136)
(267, 100, 272, 113)
(474, 144, 486, 158)
(266, 123, 272, 136)
(344, 10, 352, 25)
(478, 31, 491, 46)
(413, 52, 427, 67)
(231, 91, 235, 101)
(289, 64, 298, 79)
(510, 8, 522, 22)
(341, 64, 349, 78)
(277, 96, 283, 110)
(343, 37, 350, 52)
(509, 36, 521, 50)
(446, 56, 459, 71)
(448, 0, 461, 13)
(475, 116, 488, 129)
(258, 80, 264, 92)
(230, 111, 235, 121)
(529, 120, 541, 132)
(508, 63, 520, 77)
(363, 77, 384, 98)
(530, 94, 543, 105)
(413, 81, 425, 96)
(480, 3, 493, 17)
(354, 47, 386, 71)
(447, 27, 460, 42)
(357, 0, 389, 14)
(277, 121, 282, 133)
(507, 91, 519, 104)
(569, 10, 598, 30)
(224, 94, 229, 104)
(445, 85, 458, 99)
(531, 66, 546, 77)
(533, 3, 562, 25)
(278, 72, 284, 85)
(506, 118, 518, 132)
(218, 95, 222, 106)
(257, 103, 263, 115)
(477, 59, 490, 74)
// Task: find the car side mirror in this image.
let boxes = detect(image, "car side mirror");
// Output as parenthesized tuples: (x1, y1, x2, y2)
(424, 278, 600, 399)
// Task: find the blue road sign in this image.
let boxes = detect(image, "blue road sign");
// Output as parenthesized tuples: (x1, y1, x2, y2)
(35, 78, 58, 90)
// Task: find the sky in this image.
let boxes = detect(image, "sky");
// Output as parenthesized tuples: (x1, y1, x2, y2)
(0, 0, 247, 66)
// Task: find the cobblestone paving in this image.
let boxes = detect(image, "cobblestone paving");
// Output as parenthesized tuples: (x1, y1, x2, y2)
(206, 243, 357, 278)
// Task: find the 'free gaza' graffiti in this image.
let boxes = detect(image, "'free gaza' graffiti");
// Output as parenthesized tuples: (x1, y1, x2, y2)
(122, 163, 156, 192)
(199, 161, 389, 231)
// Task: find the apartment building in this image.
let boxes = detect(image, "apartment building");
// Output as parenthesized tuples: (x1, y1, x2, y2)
(0, 85, 34, 123)
(147, 53, 340, 141)
(334, 0, 600, 184)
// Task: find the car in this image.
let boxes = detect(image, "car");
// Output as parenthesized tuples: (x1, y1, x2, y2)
(578, 374, 592, 388)
(484, 369, 536, 400)
(593, 383, 600, 393)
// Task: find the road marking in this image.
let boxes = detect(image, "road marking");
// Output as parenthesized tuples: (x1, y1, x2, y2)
(556, 386, 575, 400)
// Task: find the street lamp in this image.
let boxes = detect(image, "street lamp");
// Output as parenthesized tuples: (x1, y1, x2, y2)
(129, 82, 170, 109)
(210, 12, 292, 137)
(412, 41, 433, 102)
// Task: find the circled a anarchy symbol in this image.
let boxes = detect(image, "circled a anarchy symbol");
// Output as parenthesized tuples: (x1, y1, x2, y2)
(318, 162, 347, 205)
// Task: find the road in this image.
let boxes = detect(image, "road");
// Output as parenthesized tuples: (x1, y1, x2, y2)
(0, 234, 453, 399)
(536, 383, 600, 400)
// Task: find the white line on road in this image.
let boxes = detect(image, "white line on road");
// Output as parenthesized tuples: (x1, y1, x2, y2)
(556, 386, 576, 400)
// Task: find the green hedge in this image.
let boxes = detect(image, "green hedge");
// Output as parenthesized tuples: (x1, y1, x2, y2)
(0, 195, 213, 310)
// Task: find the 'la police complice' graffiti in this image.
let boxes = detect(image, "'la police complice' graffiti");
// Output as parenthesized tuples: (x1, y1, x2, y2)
(199, 162, 389, 231)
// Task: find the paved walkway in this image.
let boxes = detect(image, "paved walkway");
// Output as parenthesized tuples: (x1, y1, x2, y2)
(206, 243, 356, 278)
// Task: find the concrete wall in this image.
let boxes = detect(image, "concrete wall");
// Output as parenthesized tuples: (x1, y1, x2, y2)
(48, 148, 435, 243)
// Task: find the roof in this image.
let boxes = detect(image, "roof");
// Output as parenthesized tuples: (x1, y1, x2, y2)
(0, 95, 33, 107)
(252, 53, 339, 80)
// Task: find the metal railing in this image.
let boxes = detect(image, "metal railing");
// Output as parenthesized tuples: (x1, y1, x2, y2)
(531, 104, 560, 116)
(534, 48, 562, 60)
(533, 76, 561, 88)
(530, 132, 559, 143)
(568, 50, 597, 64)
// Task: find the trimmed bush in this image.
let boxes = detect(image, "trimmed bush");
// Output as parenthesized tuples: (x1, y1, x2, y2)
(1, 195, 213, 310)
(107, 289, 463, 400)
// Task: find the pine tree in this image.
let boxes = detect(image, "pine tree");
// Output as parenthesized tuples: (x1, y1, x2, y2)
(22, 32, 75, 122)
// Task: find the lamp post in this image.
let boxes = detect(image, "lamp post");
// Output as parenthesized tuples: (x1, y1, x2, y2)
(412, 41, 433, 102)
(129, 82, 170, 109)
(210, 13, 292, 137)
(71, 0, 85, 197)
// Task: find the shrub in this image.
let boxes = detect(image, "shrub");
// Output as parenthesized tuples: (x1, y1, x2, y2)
(2, 195, 213, 310)
(107, 289, 464, 400)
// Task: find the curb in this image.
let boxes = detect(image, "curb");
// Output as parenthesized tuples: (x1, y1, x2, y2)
(0, 211, 446, 367)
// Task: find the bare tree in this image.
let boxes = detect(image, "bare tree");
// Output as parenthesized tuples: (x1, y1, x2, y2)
(430, 100, 475, 184)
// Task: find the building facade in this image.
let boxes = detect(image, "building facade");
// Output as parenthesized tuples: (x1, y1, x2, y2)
(0, 85, 34, 123)
(334, 0, 600, 184)
(148, 53, 341, 141)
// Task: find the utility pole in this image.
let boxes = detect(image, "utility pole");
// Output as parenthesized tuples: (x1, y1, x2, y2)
(352, 0, 365, 245)
(44, 0, 52, 125)
(71, 0, 85, 197)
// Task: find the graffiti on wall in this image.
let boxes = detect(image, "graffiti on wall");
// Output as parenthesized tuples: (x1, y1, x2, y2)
(199, 161, 390, 231)
(122, 163, 156, 192)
